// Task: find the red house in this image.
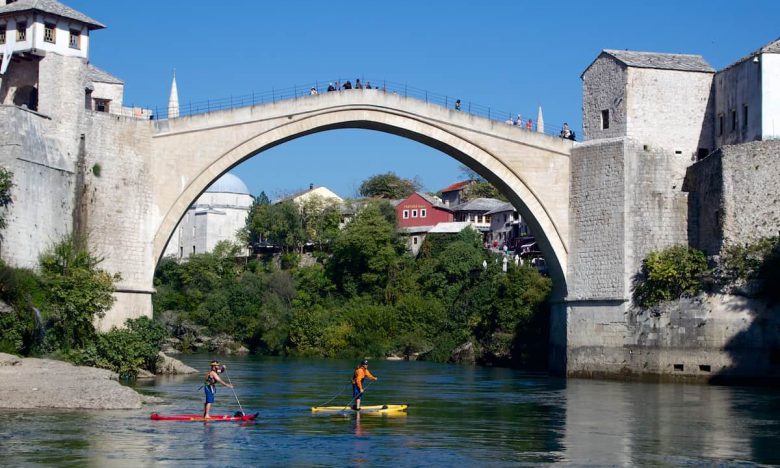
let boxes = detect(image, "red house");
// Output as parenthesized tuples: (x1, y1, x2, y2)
(396, 192, 453, 229)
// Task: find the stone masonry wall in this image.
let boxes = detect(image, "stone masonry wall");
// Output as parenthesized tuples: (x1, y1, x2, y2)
(721, 140, 780, 246)
(685, 140, 780, 255)
(582, 55, 627, 141)
(625, 140, 690, 292)
(80, 112, 155, 330)
(0, 106, 75, 268)
(625, 67, 713, 159)
(568, 138, 626, 300)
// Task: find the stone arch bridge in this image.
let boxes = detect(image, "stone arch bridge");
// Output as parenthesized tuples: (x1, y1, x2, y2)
(7, 88, 574, 329)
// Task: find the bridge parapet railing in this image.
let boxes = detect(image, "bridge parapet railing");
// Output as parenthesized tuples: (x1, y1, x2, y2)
(140, 78, 566, 137)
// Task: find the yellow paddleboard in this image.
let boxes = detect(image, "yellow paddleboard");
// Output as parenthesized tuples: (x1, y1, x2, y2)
(311, 404, 408, 415)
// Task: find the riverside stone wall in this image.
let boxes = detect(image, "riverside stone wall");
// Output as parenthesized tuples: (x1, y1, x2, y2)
(685, 140, 780, 255)
(0, 106, 75, 269)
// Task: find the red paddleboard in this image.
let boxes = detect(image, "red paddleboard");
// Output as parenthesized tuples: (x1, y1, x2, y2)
(150, 412, 258, 421)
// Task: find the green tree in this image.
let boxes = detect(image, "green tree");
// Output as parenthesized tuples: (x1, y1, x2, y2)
(299, 195, 342, 250)
(39, 235, 119, 351)
(359, 172, 421, 199)
(328, 202, 406, 298)
(246, 201, 306, 252)
(456, 165, 506, 202)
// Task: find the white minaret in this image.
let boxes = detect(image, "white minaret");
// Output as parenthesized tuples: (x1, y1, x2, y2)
(536, 106, 544, 133)
(167, 69, 180, 119)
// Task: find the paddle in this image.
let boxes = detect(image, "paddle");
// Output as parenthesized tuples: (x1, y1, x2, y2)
(342, 379, 376, 411)
(222, 367, 245, 416)
(316, 382, 352, 408)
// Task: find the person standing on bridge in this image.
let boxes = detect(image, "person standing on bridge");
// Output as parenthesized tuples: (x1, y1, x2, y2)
(343, 80, 353, 90)
(355, 79, 363, 89)
(526, 118, 533, 130)
(203, 360, 233, 419)
(310, 87, 318, 96)
(455, 99, 462, 111)
(515, 114, 523, 126)
(351, 359, 378, 410)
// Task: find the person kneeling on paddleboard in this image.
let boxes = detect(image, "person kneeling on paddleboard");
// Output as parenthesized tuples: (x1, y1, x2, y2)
(203, 360, 233, 418)
(351, 359, 377, 410)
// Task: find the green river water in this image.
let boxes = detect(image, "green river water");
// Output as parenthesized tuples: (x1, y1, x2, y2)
(1, 354, 778, 467)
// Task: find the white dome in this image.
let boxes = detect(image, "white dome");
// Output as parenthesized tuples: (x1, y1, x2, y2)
(205, 173, 250, 195)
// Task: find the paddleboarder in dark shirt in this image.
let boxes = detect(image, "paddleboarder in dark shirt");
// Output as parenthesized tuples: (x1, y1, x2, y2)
(203, 360, 232, 418)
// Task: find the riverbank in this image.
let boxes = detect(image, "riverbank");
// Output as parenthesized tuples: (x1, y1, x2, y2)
(0, 353, 161, 409)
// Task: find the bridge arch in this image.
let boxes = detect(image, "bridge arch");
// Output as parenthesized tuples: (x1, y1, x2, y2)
(151, 100, 570, 295)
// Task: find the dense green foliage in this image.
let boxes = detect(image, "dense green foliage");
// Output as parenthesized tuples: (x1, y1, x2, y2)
(633, 245, 708, 307)
(72, 317, 168, 377)
(634, 239, 780, 307)
(358, 172, 421, 199)
(0, 236, 167, 377)
(243, 195, 341, 252)
(155, 201, 553, 366)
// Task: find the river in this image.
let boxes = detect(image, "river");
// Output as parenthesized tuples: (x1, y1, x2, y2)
(1, 354, 778, 466)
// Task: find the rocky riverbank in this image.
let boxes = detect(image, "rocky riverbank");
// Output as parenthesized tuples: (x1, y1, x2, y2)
(0, 352, 199, 409)
(0, 353, 153, 409)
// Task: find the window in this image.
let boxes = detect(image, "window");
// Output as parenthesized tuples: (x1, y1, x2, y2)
(600, 109, 610, 130)
(43, 23, 55, 43)
(718, 114, 724, 136)
(743, 105, 748, 128)
(0, 25, 5, 45)
(16, 21, 26, 41)
(697, 148, 709, 160)
(69, 29, 80, 49)
(411, 209, 418, 218)
(402, 210, 409, 219)
(413, 236, 418, 245)
(94, 98, 110, 113)
(420, 209, 427, 218)
(731, 110, 736, 132)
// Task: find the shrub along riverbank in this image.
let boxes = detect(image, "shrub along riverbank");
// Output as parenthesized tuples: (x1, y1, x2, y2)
(0, 235, 168, 377)
(154, 202, 553, 368)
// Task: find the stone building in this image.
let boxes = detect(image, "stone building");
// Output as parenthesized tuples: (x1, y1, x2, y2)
(559, 39, 780, 380)
(162, 172, 253, 260)
(0, 0, 148, 118)
(709, 38, 780, 149)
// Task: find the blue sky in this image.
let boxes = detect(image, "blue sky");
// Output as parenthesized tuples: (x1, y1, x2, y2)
(70, 0, 780, 199)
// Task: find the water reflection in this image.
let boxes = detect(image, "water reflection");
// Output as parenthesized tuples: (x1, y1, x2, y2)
(0, 356, 778, 466)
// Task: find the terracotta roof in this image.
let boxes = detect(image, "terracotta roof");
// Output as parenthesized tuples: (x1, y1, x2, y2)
(0, 0, 105, 29)
(439, 180, 472, 193)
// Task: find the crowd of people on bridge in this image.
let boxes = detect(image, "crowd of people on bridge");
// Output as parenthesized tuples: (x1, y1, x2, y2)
(305, 80, 576, 140)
